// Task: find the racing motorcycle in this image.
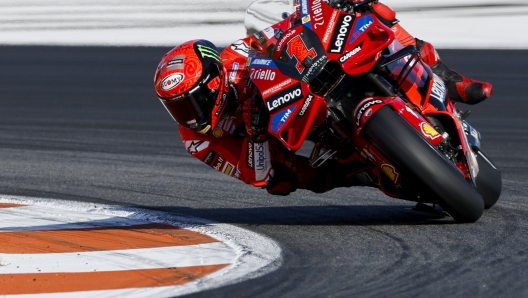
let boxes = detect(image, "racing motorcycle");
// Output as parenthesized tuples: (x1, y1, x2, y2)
(244, 0, 501, 222)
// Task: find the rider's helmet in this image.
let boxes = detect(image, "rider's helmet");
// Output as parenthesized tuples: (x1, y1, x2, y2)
(154, 40, 229, 134)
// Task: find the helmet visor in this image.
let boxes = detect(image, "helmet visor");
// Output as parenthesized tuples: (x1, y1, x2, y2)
(161, 73, 221, 131)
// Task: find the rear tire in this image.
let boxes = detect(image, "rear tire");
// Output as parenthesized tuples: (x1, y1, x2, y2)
(475, 150, 502, 209)
(364, 106, 484, 222)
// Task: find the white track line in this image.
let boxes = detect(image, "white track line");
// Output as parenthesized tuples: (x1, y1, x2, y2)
(0, 243, 235, 274)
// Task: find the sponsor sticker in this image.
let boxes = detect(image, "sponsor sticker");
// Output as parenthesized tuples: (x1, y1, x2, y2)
(356, 99, 383, 126)
(329, 14, 354, 54)
(212, 155, 225, 171)
(310, 0, 325, 29)
(322, 11, 339, 45)
(203, 151, 217, 165)
(246, 141, 254, 169)
(339, 41, 363, 63)
(222, 162, 235, 176)
(254, 141, 272, 181)
(230, 40, 250, 56)
(167, 55, 185, 70)
(262, 27, 275, 39)
(161, 73, 184, 91)
(250, 58, 277, 68)
(185, 140, 210, 154)
(266, 84, 303, 112)
(381, 164, 400, 183)
(261, 79, 293, 97)
(213, 127, 224, 138)
(430, 74, 447, 103)
(277, 29, 297, 52)
(420, 122, 441, 140)
(271, 105, 297, 133)
(229, 62, 239, 83)
(302, 55, 328, 83)
(196, 44, 221, 62)
(250, 68, 276, 81)
(298, 94, 314, 117)
(349, 16, 374, 44)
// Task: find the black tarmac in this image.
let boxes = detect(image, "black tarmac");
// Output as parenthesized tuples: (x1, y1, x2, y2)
(0, 46, 527, 298)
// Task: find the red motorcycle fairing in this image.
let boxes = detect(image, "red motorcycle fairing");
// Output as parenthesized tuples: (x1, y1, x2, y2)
(247, 0, 479, 195)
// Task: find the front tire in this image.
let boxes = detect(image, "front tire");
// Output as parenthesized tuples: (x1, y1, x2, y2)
(364, 106, 484, 222)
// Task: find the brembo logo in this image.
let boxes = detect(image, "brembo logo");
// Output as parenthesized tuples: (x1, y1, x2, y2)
(356, 99, 383, 126)
(266, 85, 303, 112)
(250, 69, 276, 81)
(330, 15, 353, 54)
(161, 73, 184, 91)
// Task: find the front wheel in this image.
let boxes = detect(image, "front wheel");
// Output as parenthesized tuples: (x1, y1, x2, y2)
(364, 106, 484, 222)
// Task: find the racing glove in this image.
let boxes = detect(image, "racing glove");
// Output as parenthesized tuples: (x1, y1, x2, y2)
(242, 95, 270, 143)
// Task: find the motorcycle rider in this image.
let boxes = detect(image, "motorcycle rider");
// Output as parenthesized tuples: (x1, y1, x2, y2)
(153, 1, 493, 196)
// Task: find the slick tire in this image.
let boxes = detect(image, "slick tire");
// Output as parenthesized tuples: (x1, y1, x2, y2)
(364, 106, 484, 223)
(475, 150, 502, 209)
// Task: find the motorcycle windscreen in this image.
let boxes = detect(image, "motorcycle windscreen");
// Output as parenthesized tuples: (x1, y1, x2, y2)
(386, 52, 430, 106)
(244, 0, 295, 35)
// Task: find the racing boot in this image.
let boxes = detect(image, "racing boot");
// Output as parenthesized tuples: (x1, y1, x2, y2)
(417, 39, 493, 105)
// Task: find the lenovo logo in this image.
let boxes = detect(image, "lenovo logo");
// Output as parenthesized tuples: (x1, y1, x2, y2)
(330, 15, 353, 54)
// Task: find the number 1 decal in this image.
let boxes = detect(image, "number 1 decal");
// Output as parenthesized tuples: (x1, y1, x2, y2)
(286, 35, 317, 74)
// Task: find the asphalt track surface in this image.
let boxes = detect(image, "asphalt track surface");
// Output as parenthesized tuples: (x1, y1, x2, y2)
(0, 46, 527, 297)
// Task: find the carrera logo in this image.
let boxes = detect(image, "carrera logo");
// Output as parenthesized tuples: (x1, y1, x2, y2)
(330, 15, 353, 54)
(161, 73, 184, 91)
(298, 94, 314, 117)
(356, 99, 383, 126)
(250, 69, 276, 81)
(340, 42, 363, 63)
(266, 86, 303, 112)
(421, 122, 441, 140)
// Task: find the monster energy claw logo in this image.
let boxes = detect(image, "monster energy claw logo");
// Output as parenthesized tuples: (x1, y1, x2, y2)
(197, 44, 221, 62)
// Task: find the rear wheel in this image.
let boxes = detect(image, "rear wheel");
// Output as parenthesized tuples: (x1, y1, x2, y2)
(474, 150, 502, 209)
(363, 106, 484, 222)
